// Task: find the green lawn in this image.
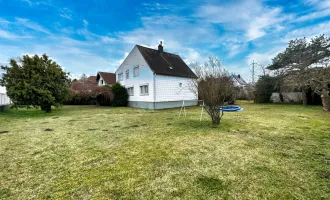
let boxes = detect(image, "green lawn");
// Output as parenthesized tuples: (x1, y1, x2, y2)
(0, 101, 329, 199)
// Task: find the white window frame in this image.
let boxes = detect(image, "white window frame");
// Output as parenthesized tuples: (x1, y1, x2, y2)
(140, 84, 149, 96)
(127, 87, 134, 96)
(118, 73, 123, 81)
(126, 70, 129, 79)
(134, 66, 139, 77)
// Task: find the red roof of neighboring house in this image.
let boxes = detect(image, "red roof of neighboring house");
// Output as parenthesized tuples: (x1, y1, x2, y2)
(97, 72, 116, 84)
(71, 76, 98, 91)
(88, 76, 97, 82)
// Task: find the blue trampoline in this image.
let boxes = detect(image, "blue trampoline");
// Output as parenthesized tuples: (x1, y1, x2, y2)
(219, 105, 243, 112)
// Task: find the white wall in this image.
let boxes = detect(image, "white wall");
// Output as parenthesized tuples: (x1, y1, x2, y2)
(155, 75, 197, 102)
(116, 46, 155, 102)
(271, 92, 302, 103)
(98, 76, 105, 86)
(0, 86, 6, 94)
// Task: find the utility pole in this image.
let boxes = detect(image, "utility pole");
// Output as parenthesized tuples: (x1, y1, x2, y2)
(251, 60, 257, 84)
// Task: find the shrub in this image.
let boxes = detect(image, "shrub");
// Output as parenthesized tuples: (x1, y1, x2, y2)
(64, 86, 113, 106)
(255, 75, 277, 103)
(93, 87, 114, 106)
(111, 82, 128, 107)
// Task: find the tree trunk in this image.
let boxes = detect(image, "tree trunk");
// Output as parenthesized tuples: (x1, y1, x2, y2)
(279, 92, 284, 103)
(321, 88, 330, 111)
(302, 88, 308, 106)
(41, 104, 52, 113)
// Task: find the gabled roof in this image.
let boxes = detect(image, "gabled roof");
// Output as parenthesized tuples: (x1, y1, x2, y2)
(88, 76, 97, 82)
(97, 72, 116, 84)
(136, 45, 197, 79)
(233, 75, 248, 85)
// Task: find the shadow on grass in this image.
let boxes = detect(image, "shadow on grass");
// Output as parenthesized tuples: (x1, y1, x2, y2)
(0, 107, 65, 119)
(174, 118, 234, 133)
(196, 176, 229, 197)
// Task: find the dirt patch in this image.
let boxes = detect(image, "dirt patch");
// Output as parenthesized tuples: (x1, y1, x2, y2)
(166, 123, 172, 126)
(297, 116, 308, 119)
(286, 136, 304, 141)
(0, 131, 10, 134)
(44, 128, 53, 132)
(298, 126, 311, 130)
(316, 170, 330, 179)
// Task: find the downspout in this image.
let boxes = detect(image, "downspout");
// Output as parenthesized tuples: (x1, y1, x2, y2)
(153, 72, 156, 109)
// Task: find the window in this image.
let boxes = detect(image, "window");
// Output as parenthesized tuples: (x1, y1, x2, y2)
(179, 82, 182, 87)
(126, 70, 129, 79)
(127, 87, 134, 96)
(101, 80, 104, 85)
(140, 84, 149, 95)
(134, 66, 139, 77)
(118, 73, 123, 81)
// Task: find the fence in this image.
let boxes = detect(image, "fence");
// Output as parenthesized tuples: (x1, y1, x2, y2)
(0, 93, 10, 105)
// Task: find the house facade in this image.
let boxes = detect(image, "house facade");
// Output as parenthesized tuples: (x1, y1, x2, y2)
(96, 72, 116, 86)
(0, 73, 10, 111)
(115, 43, 198, 109)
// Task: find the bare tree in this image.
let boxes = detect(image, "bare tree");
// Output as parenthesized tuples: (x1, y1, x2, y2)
(309, 59, 330, 111)
(190, 56, 236, 125)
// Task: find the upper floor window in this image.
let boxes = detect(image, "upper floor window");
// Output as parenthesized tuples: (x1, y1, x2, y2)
(134, 66, 139, 77)
(101, 80, 104, 85)
(118, 73, 123, 81)
(140, 84, 148, 96)
(126, 70, 129, 79)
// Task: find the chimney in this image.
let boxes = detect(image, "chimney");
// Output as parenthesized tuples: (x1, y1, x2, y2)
(158, 41, 163, 52)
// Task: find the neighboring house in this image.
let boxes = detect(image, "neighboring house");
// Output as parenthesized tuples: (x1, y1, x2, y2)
(0, 72, 10, 111)
(71, 76, 98, 92)
(233, 74, 248, 87)
(96, 72, 116, 86)
(115, 42, 198, 109)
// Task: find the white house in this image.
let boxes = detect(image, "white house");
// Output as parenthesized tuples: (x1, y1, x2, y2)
(115, 42, 198, 109)
(233, 74, 248, 87)
(0, 72, 10, 111)
(96, 72, 116, 86)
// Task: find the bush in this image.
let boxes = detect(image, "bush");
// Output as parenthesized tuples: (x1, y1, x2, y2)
(111, 82, 128, 107)
(93, 87, 114, 106)
(64, 91, 95, 105)
(255, 75, 277, 103)
(64, 86, 113, 106)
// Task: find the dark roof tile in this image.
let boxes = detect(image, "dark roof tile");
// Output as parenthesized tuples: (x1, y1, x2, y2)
(136, 45, 197, 78)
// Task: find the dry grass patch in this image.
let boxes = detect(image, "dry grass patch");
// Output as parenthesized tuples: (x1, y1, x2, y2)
(0, 102, 329, 199)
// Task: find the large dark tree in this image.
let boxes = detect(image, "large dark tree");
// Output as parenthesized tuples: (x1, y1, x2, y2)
(268, 35, 330, 107)
(0, 54, 70, 112)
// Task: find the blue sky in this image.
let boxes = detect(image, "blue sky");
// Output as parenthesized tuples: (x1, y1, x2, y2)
(1, 0, 330, 81)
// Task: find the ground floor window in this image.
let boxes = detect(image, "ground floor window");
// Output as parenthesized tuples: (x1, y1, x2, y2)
(140, 84, 149, 95)
(127, 87, 134, 96)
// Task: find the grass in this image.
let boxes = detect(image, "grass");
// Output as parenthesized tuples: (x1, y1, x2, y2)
(0, 101, 329, 199)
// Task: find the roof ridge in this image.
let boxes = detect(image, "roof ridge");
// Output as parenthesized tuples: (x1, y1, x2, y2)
(136, 45, 180, 57)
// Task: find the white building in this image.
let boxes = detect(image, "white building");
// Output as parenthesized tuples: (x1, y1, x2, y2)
(96, 72, 116, 86)
(0, 72, 10, 111)
(115, 42, 198, 109)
